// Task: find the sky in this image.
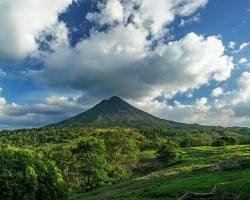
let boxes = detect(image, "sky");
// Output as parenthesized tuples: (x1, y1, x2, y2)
(0, 0, 250, 129)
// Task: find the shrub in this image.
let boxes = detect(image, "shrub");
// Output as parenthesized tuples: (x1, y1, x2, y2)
(102, 131, 140, 182)
(156, 140, 179, 164)
(72, 137, 109, 189)
(212, 139, 226, 146)
(239, 159, 250, 169)
(0, 146, 67, 200)
(212, 136, 237, 146)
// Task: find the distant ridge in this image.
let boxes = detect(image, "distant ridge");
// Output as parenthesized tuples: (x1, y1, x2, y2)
(47, 96, 190, 128)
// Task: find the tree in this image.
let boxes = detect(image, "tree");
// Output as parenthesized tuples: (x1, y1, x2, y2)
(47, 145, 76, 183)
(102, 130, 140, 182)
(0, 146, 67, 200)
(72, 137, 109, 189)
(156, 139, 179, 164)
(211, 139, 226, 147)
(212, 136, 237, 146)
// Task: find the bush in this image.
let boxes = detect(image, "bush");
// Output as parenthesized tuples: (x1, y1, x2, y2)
(156, 140, 179, 164)
(102, 131, 140, 182)
(0, 146, 67, 200)
(72, 137, 109, 189)
(221, 136, 238, 145)
(239, 159, 250, 168)
(212, 136, 238, 146)
(212, 139, 226, 146)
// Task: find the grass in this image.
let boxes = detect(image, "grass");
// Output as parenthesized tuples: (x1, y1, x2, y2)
(73, 145, 250, 200)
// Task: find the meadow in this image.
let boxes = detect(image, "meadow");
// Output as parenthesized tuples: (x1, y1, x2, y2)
(1, 127, 250, 199)
(76, 145, 250, 200)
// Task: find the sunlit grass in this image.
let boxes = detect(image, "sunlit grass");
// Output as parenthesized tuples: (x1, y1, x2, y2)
(74, 145, 250, 200)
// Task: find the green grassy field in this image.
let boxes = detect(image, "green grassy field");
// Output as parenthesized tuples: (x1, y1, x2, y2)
(74, 145, 250, 200)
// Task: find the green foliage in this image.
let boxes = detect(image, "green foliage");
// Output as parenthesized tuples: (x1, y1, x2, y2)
(0, 126, 249, 197)
(0, 146, 67, 200)
(72, 137, 109, 189)
(46, 145, 76, 184)
(156, 139, 179, 164)
(221, 136, 238, 145)
(77, 145, 250, 200)
(212, 136, 238, 146)
(212, 139, 226, 146)
(0, 95, 249, 199)
(102, 131, 140, 182)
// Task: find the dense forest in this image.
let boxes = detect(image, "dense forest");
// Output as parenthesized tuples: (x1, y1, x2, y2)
(1, 126, 250, 199)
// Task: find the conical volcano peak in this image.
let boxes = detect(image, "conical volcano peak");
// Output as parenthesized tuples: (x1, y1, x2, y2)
(47, 96, 178, 128)
(108, 96, 123, 101)
(106, 96, 131, 105)
(97, 96, 133, 113)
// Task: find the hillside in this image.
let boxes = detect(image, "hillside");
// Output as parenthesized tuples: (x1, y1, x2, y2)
(75, 145, 250, 200)
(1, 127, 250, 199)
(48, 96, 203, 129)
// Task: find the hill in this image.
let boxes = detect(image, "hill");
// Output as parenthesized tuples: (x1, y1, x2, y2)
(75, 145, 250, 200)
(48, 96, 202, 129)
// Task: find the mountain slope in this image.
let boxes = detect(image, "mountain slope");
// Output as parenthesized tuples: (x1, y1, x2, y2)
(48, 96, 187, 128)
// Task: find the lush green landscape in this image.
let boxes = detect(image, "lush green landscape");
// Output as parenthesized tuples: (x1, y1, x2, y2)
(1, 127, 250, 199)
(2, 0, 250, 199)
(1, 97, 250, 199)
(76, 145, 250, 200)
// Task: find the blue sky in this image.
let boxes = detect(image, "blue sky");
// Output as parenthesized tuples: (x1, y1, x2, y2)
(0, 0, 250, 129)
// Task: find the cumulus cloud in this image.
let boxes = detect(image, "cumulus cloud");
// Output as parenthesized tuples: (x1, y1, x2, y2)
(87, 0, 124, 25)
(0, 95, 86, 129)
(1, 0, 242, 128)
(35, 0, 235, 101)
(238, 58, 250, 67)
(0, 0, 74, 64)
(132, 96, 216, 125)
(1, 0, 214, 99)
(239, 58, 248, 64)
(88, 0, 207, 39)
(40, 30, 233, 99)
(228, 41, 236, 49)
(133, 71, 250, 127)
(211, 87, 223, 97)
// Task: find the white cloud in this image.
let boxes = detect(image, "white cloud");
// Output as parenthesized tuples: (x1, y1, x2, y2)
(0, 95, 87, 129)
(40, 31, 233, 99)
(0, 0, 74, 64)
(0, 97, 6, 106)
(228, 41, 236, 49)
(239, 43, 250, 51)
(87, 0, 208, 39)
(174, 0, 208, 16)
(239, 58, 248, 64)
(179, 14, 201, 27)
(211, 87, 223, 97)
(37, 0, 232, 100)
(234, 72, 250, 103)
(186, 92, 193, 98)
(3, 0, 245, 128)
(238, 58, 250, 68)
(132, 96, 214, 125)
(87, 0, 124, 25)
(233, 42, 250, 53)
(129, 71, 250, 127)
